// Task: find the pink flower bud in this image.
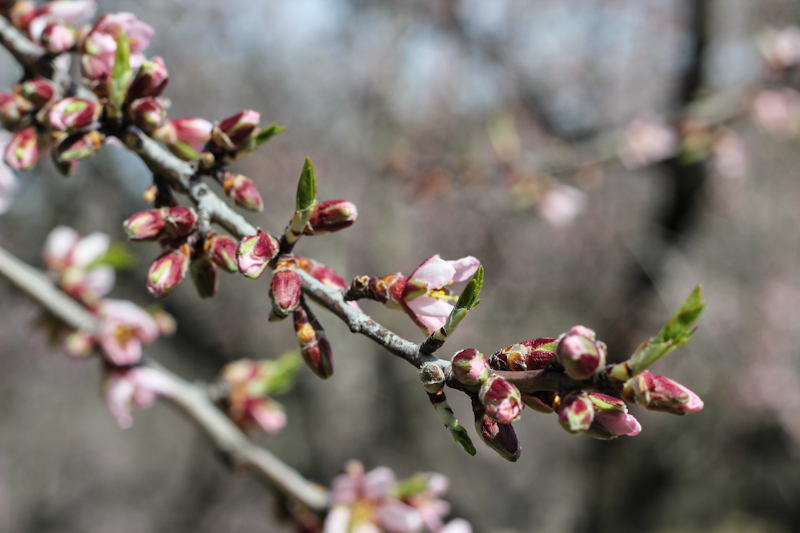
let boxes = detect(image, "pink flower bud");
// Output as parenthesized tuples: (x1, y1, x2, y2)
(127, 56, 169, 100)
(479, 374, 523, 424)
(475, 411, 521, 462)
(146, 249, 189, 297)
(80, 54, 111, 93)
(303, 199, 358, 235)
(40, 22, 75, 54)
(555, 327, 606, 380)
(296, 257, 346, 290)
(585, 392, 641, 439)
(269, 257, 301, 319)
(123, 209, 166, 241)
(54, 130, 104, 162)
(221, 172, 263, 211)
(128, 97, 168, 133)
(236, 230, 279, 279)
(19, 78, 57, 109)
(0, 92, 32, 126)
(190, 256, 218, 299)
(211, 109, 260, 150)
(294, 302, 333, 379)
(63, 330, 95, 358)
(451, 348, 490, 388)
(173, 117, 212, 150)
(48, 97, 101, 131)
(163, 205, 197, 236)
(622, 371, 704, 415)
(204, 233, 238, 273)
(490, 337, 556, 371)
(4, 127, 38, 170)
(557, 391, 595, 434)
(150, 119, 177, 145)
(10, 2, 37, 31)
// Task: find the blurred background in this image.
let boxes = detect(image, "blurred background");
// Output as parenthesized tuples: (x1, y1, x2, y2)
(3, 0, 800, 531)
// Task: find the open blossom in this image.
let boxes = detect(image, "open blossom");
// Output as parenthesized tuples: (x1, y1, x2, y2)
(384, 255, 480, 334)
(80, 12, 154, 88)
(42, 226, 115, 305)
(97, 299, 160, 366)
(618, 115, 678, 169)
(751, 88, 800, 139)
(104, 366, 176, 428)
(536, 184, 587, 229)
(24, 0, 96, 45)
(757, 26, 800, 70)
(325, 461, 470, 533)
(219, 360, 288, 434)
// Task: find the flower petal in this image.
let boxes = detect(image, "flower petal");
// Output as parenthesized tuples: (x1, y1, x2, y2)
(448, 256, 480, 282)
(71, 232, 110, 268)
(249, 400, 287, 434)
(440, 519, 473, 533)
(409, 255, 455, 289)
(43, 226, 80, 269)
(364, 466, 397, 500)
(416, 314, 447, 335)
(323, 506, 352, 533)
(377, 501, 424, 533)
(406, 296, 453, 317)
(83, 266, 116, 299)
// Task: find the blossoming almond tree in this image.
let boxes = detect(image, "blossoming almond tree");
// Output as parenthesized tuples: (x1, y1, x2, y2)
(0, 2, 714, 531)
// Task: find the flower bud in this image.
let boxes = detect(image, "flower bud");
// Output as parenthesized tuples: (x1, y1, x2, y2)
(211, 109, 259, 150)
(19, 78, 57, 109)
(293, 302, 333, 379)
(4, 127, 39, 170)
(622, 371, 704, 415)
(204, 233, 238, 273)
(474, 410, 521, 462)
(123, 209, 166, 241)
(127, 56, 169, 100)
(557, 391, 594, 434)
(303, 199, 358, 235)
(80, 54, 110, 94)
(584, 392, 642, 439)
(146, 249, 189, 297)
(419, 362, 445, 393)
(128, 97, 168, 133)
(490, 337, 556, 371)
(555, 327, 605, 380)
(190, 256, 218, 299)
(150, 119, 177, 145)
(163, 206, 197, 236)
(221, 172, 263, 211)
(236, 230, 279, 279)
(0, 92, 32, 127)
(48, 97, 101, 131)
(451, 348, 489, 389)
(269, 257, 301, 319)
(41, 22, 76, 55)
(520, 391, 557, 413)
(479, 374, 523, 424)
(55, 130, 104, 162)
(64, 330, 95, 358)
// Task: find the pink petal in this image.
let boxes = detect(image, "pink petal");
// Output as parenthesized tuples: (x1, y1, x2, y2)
(323, 506, 352, 533)
(377, 501, 424, 533)
(71, 232, 110, 268)
(409, 255, 455, 289)
(678, 383, 704, 412)
(364, 466, 397, 500)
(625, 414, 642, 436)
(440, 519, 473, 533)
(83, 266, 115, 298)
(330, 475, 359, 505)
(129, 367, 176, 398)
(45, 0, 98, 25)
(426, 473, 449, 497)
(43, 226, 80, 269)
(100, 299, 160, 344)
(448, 256, 480, 282)
(98, 321, 142, 366)
(416, 314, 447, 335)
(104, 373, 136, 428)
(249, 401, 287, 434)
(406, 296, 453, 317)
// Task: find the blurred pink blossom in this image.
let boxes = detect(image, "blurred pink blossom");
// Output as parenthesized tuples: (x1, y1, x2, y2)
(619, 115, 678, 169)
(104, 366, 176, 428)
(536, 184, 587, 228)
(711, 131, 749, 179)
(757, 26, 800, 70)
(751, 88, 800, 139)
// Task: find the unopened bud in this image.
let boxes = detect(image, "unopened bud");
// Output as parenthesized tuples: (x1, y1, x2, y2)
(622, 371, 704, 415)
(555, 326, 606, 380)
(128, 97, 168, 133)
(479, 374, 523, 424)
(128, 56, 169, 100)
(48, 97, 101, 131)
(293, 302, 333, 379)
(419, 362, 445, 393)
(212, 109, 259, 151)
(204, 233, 238, 273)
(55, 130, 104, 162)
(20, 78, 57, 109)
(190, 256, 218, 299)
(0, 92, 32, 127)
(303, 199, 357, 235)
(520, 391, 557, 413)
(123, 209, 166, 241)
(150, 119, 177, 145)
(221, 172, 263, 211)
(296, 257, 348, 290)
(474, 409, 521, 462)
(41, 22, 76, 55)
(236, 230, 279, 279)
(163, 206, 197, 236)
(451, 348, 489, 389)
(584, 392, 642, 439)
(64, 330, 95, 358)
(146, 249, 189, 297)
(4, 127, 38, 170)
(491, 338, 556, 371)
(557, 391, 594, 434)
(269, 257, 301, 319)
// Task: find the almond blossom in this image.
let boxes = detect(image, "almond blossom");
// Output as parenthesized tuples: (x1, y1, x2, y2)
(96, 299, 160, 366)
(104, 366, 177, 428)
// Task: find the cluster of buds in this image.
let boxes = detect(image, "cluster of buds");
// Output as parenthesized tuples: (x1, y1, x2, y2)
(104, 365, 176, 429)
(556, 391, 641, 439)
(293, 301, 333, 379)
(215, 355, 302, 434)
(10, 0, 96, 55)
(554, 326, 607, 380)
(325, 461, 471, 533)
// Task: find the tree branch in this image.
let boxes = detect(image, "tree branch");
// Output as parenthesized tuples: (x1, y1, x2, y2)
(0, 242, 330, 513)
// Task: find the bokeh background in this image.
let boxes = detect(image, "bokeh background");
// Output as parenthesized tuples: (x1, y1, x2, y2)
(2, 0, 800, 531)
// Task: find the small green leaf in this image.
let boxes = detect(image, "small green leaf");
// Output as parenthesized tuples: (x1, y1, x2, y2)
(168, 141, 201, 161)
(296, 156, 317, 211)
(394, 474, 430, 499)
(262, 352, 303, 396)
(88, 242, 136, 270)
(108, 30, 132, 117)
(253, 122, 286, 147)
(454, 265, 483, 312)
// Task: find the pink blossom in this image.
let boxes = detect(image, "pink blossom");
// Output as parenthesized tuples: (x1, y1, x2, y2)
(396, 255, 480, 334)
(81, 12, 154, 82)
(751, 88, 800, 139)
(618, 115, 678, 169)
(96, 299, 160, 366)
(173, 117, 213, 151)
(42, 227, 115, 305)
(757, 26, 800, 70)
(536, 184, 587, 228)
(104, 366, 176, 428)
(219, 359, 290, 434)
(711, 131, 749, 180)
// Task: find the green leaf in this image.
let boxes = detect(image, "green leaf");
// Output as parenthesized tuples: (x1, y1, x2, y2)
(88, 242, 136, 270)
(108, 30, 132, 117)
(168, 140, 200, 161)
(296, 156, 317, 211)
(454, 265, 483, 312)
(394, 474, 430, 499)
(253, 122, 286, 147)
(262, 352, 303, 396)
